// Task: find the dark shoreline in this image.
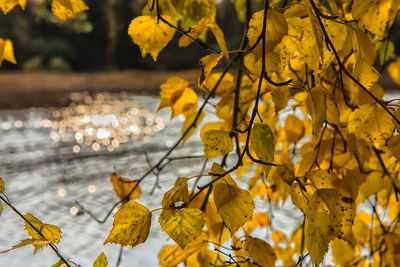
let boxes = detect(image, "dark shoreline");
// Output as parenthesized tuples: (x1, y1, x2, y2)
(0, 70, 199, 109)
(0, 69, 398, 110)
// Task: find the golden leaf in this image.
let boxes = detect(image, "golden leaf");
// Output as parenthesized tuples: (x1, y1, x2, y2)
(388, 59, 400, 85)
(331, 238, 355, 266)
(276, 164, 295, 186)
(178, 17, 210, 47)
(23, 214, 61, 253)
(0, 0, 25, 14)
(388, 134, 400, 160)
(201, 130, 233, 159)
(199, 53, 223, 86)
(181, 110, 205, 145)
(110, 173, 141, 201)
(104, 201, 151, 247)
(305, 189, 355, 265)
(160, 208, 205, 248)
(213, 183, 254, 233)
(158, 233, 208, 267)
(207, 23, 229, 60)
(250, 123, 275, 177)
(348, 103, 395, 145)
(284, 115, 304, 143)
(0, 238, 52, 254)
(128, 15, 177, 61)
(307, 87, 326, 136)
(158, 76, 198, 118)
(93, 252, 108, 267)
(0, 177, 4, 193)
(271, 85, 290, 113)
(52, 0, 89, 21)
(186, 248, 223, 267)
(159, 177, 190, 224)
(245, 236, 276, 267)
(351, 0, 399, 37)
(0, 38, 16, 65)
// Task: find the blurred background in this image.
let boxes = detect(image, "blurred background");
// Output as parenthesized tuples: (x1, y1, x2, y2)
(0, 0, 246, 72)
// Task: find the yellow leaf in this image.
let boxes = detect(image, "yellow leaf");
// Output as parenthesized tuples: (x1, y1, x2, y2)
(213, 183, 254, 233)
(93, 252, 108, 267)
(158, 233, 208, 267)
(110, 173, 141, 201)
(245, 236, 276, 267)
(250, 123, 275, 177)
(128, 15, 177, 61)
(388, 59, 400, 85)
(160, 208, 205, 248)
(348, 103, 395, 145)
(388, 134, 400, 160)
(23, 214, 61, 253)
(305, 189, 355, 265)
(271, 85, 290, 113)
(178, 17, 210, 47)
(0, 38, 16, 65)
(284, 115, 304, 143)
(159, 177, 190, 224)
(186, 248, 223, 267)
(0, 238, 52, 254)
(0, 0, 25, 14)
(181, 110, 205, 145)
(207, 23, 229, 60)
(307, 87, 326, 136)
(104, 201, 151, 247)
(308, 169, 336, 189)
(201, 130, 233, 159)
(0, 177, 4, 193)
(331, 238, 355, 266)
(158, 77, 198, 118)
(355, 172, 392, 206)
(52, 0, 89, 21)
(351, 0, 399, 37)
(247, 9, 287, 50)
(199, 53, 223, 86)
(276, 164, 295, 186)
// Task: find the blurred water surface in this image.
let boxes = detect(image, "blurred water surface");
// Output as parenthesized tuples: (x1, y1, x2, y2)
(0, 93, 300, 267)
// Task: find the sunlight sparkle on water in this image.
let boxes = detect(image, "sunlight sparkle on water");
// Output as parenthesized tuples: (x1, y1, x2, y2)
(38, 92, 167, 152)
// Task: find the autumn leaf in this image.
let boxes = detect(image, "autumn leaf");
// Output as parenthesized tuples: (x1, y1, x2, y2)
(104, 201, 151, 247)
(0, 177, 4, 193)
(178, 17, 210, 47)
(0, 0, 25, 14)
(158, 76, 198, 118)
(348, 103, 395, 145)
(158, 233, 209, 267)
(245, 236, 276, 267)
(160, 208, 205, 248)
(284, 115, 304, 143)
(0, 38, 16, 65)
(23, 214, 61, 253)
(201, 130, 233, 159)
(52, 0, 89, 21)
(351, 0, 399, 37)
(307, 87, 326, 136)
(159, 177, 190, 224)
(388, 134, 400, 160)
(93, 252, 108, 267)
(199, 53, 223, 86)
(128, 15, 177, 61)
(250, 123, 275, 177)
(0, 238, 52, 254)
(305, 189, 355, 265)
(331, 238, 355, 266)
(214, 182, 254, 233)
(388, 58, 400, 85)
(207, 23, 229, 60)
(110, 173, 141, 201)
